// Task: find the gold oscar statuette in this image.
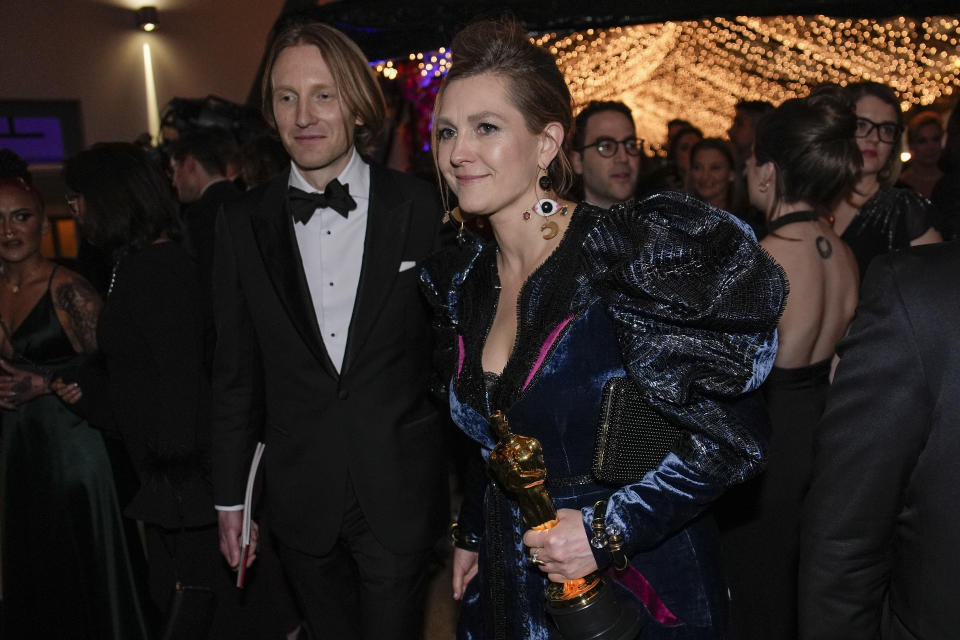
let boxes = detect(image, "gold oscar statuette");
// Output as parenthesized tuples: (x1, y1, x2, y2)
(487, 411, 642, 639)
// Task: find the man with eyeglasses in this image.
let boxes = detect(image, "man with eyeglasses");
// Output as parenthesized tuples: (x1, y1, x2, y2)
(569, 101, 641, 208)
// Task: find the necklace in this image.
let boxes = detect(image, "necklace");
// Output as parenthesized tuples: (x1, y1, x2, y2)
(107, 249, 129, 297)
(1, 263, 45, 294)
(108, 262, 119, 296)
(2, 274, 25, 294)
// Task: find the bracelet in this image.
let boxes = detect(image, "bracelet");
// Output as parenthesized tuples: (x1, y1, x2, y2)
(448, 521, 481, 551)
(590, 500, 629, 571)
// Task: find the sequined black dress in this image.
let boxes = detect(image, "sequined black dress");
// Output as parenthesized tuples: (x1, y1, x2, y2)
(841, 187, 936, 280)
(0, 272, 149, 639)
(421, 193, 787, 640)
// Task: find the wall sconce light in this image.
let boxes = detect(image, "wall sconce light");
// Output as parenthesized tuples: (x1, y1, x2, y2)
(137, 6, 159, 32)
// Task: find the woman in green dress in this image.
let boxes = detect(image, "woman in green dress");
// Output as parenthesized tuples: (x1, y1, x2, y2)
(0, 150, 148, 639)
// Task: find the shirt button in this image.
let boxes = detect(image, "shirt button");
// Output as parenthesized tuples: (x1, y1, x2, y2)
(330, 332, 336, 337)
(326, 230, 332, 235)
(329, 282, 334, 286)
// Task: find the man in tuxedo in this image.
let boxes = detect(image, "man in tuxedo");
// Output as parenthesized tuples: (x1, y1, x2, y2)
(212, 19, 447, 639)
(799, 241, 960, 639)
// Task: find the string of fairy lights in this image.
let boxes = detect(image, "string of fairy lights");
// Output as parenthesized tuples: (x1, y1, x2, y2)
(373, 15, 960, 151)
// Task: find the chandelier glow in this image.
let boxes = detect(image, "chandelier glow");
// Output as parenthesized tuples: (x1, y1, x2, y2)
(374, 16, 960, 150)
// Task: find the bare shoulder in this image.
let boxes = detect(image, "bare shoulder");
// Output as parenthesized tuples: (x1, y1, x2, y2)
(760, 230, 815, 275)
(51, 268, 102, 311)
(762, 223, 848, 300)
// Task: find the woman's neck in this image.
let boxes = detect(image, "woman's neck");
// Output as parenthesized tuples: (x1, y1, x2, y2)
(489, 200, 573, 279)
(0, 254, 46, 290)
(770, 201, 816, 220)
(852, 173, 881, 205)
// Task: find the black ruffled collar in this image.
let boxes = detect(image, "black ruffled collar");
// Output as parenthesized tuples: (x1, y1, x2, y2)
(457, 203, 603, 415)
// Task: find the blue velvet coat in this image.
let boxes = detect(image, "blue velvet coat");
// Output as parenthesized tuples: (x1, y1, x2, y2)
(421, 194, 786, 639)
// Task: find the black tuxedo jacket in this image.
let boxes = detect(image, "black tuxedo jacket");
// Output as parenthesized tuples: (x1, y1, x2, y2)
(211, 163, 447, 556)
(799, 241, 960, 639)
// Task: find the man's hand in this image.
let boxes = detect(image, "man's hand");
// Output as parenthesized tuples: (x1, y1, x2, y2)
(218, 509, 258, 569)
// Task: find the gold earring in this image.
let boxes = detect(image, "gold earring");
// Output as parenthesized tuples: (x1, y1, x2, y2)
(758, 182, 769, 193)
(443, 206, 466, 236)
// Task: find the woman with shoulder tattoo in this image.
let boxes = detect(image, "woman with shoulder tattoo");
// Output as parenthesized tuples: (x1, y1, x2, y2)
(0, 149, 149, 639)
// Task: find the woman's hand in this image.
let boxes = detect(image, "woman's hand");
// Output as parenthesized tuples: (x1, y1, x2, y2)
(51, 378, 83, 405)
(522, 508, 599, 583)
(451, 547, 479, 600)
(0, 359, 50, 409)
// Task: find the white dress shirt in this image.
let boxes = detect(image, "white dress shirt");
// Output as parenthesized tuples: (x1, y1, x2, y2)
(289, 149, 369, 373)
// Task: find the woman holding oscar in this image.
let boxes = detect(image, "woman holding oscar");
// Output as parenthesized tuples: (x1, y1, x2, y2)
(420, 18, 787, 640)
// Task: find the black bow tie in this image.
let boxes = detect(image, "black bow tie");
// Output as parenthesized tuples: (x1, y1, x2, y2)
(288, 180, 357, 223)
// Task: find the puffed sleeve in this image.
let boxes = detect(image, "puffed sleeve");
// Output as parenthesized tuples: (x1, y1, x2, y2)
(420, 236, 488, 546)
(885, 188, 938, 244)
(580, 192, 787, 556)
(419, 236, 486, 399)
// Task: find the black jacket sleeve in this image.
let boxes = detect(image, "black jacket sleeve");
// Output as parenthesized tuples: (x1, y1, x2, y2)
(210, 208, 263, 507)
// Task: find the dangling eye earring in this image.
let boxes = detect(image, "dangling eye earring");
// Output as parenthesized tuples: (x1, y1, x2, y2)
(440, 179, 470, 242)
(443, 206, 466, 240)
(523, 169, 568, 240)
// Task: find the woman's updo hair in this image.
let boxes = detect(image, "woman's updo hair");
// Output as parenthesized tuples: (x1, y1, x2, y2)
(434, 18, 574, 196)
(754, 94, 862, 217)
(0, 149, 44, 213)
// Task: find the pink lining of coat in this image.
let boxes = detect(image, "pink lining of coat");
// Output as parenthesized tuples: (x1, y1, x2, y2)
(611, 566, 681, 626)
(522, 315, 574, 391)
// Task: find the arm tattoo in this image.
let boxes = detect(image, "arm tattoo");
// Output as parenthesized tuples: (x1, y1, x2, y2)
(55, 278, 102, 353)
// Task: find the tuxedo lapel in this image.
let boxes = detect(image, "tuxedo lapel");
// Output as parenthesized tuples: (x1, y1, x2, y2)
(250, 171, 338, 377)
(341, 166, 411, 376)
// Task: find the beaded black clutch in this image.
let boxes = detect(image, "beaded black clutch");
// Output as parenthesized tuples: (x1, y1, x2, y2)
(592, 377, 683, 484)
